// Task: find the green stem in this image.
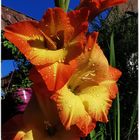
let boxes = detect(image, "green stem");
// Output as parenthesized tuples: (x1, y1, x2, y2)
(64, 0, 70, 12)
(90, 130, 96, 140)
(117, 94, 120, 140)
(113, 102, 117, 140)
(109, 32, 120, 140)
(128, 96, 138, 140)
(108, 116, 113, 140)
(54, 0, 70, 12)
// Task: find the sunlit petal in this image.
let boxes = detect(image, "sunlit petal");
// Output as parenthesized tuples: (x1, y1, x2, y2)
(51, 86, 96, 136)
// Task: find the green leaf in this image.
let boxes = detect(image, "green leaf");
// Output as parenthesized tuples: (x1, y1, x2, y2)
(109, 32, 120, 140)
(90, 130, 96, 140)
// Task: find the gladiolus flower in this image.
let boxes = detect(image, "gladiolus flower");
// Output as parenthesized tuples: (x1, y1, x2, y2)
(78, 0, 127, 20)
(51, 32, 122, 136)
(4, 8, 89, 91)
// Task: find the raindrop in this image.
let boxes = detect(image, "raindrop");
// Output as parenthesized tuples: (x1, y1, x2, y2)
(88, 47, 91, 51)
(61, 59, 64, 63)
(33, 48, 37, 51)
(90, 73, 96, 77)
(96, 94, 99, 97)
(68, 105, 72, 109)
(82, 126, 85, 130)
(58, 59, 62, 63)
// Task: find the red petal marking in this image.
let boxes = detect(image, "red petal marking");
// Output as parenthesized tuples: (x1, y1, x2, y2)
(39, 8, 73, 44)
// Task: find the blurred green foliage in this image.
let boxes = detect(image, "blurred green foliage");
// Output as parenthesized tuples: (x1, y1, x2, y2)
(2, 31, 32, 93)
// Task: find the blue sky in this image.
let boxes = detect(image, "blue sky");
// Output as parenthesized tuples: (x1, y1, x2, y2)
(2, 0, 80, 77)
(2, 0, 80, 20)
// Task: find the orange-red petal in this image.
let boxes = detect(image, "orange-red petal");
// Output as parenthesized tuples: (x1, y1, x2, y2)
(79, 0, 127, 20)
(109, 66, 122, 81)
(39, 8, 74, 44)
(35, 59, 77, 91)
(4, 22, 69, 65)
(68, 8, 89, 39)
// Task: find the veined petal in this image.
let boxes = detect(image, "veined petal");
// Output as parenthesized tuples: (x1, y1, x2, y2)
(79, 85, 112, 122)
(51, 86, 96, 136)
(39, 8, 74, 44)
(79, 0, 127, 20)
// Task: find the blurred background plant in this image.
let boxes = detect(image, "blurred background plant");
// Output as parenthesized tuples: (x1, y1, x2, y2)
(2, 31, 32, 94)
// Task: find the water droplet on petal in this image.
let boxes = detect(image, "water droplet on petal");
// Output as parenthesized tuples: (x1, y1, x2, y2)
(58, 59, 61, 63)
(95, 94, 99, 97)
(82, 126, 85, 130)
(61, 59, 64, 63)
(88, 48, 91, 51)
(68, 105, 72, 109)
